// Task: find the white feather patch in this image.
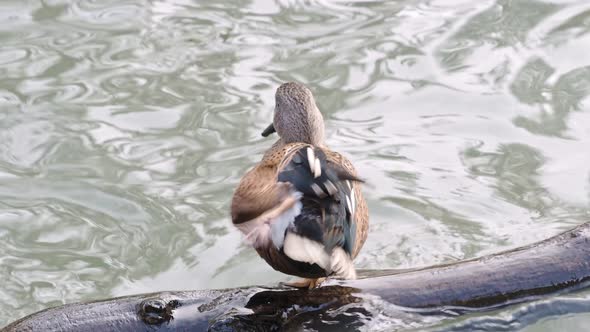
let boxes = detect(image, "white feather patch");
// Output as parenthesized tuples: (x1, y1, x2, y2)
(324, 180, 337, 196)
(239, 221, 272, 250)
(345, 195, 353, 214)
(350, 190, 356, 214)
(236, 192, 302, 249)
(306, 147, 315, 174)
(283, 233, 331, 270)
(270, 200, 302, 249)
(330, 247, 357, 279)
(313, 157, 322, 178)
(311, 183, 326, 197)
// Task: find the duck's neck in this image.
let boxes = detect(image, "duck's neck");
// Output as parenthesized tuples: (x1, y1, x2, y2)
(279, 136, 325, 148)
(274, 103, 326, 147)
(279, 122, 325, 147)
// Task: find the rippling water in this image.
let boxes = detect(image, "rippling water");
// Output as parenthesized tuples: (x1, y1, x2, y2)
(1, 0, 590, 330)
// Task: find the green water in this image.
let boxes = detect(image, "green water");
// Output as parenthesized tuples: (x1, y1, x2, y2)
(1, 0, 590, 330)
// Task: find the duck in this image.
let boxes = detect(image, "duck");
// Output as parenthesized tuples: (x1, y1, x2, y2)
(231, 82, 369, 288)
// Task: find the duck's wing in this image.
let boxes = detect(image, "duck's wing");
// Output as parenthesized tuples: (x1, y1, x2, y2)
(231, 143, 307, 248)
(274, 146, 363, 278)
(231, 164, 298, 248)
(324, 149, 369, 259)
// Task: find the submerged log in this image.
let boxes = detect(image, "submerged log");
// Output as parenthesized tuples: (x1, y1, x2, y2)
(4, 222, 590, 331)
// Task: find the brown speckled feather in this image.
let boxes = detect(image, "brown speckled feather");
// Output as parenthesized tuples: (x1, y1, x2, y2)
(231, 142, 307, 225)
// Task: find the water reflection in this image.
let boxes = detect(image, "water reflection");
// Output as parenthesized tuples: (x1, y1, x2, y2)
(0, 0, 590, 330)
(428, 291, 590, 331)
(514, 63, 590, 137)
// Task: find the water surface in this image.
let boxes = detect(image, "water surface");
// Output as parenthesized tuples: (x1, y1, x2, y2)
(1, 0, 590, 330)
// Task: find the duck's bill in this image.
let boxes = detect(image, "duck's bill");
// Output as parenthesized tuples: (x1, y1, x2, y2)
(261, 123, 276, 137)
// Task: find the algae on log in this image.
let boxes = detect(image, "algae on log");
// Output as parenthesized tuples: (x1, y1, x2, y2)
(4, 222, 590, 331)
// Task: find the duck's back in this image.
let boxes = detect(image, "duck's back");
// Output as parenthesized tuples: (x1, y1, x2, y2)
(232, 142, 368, 279)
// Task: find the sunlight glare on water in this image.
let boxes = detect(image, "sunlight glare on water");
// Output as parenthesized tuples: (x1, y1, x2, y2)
(1, 0, 590, 329)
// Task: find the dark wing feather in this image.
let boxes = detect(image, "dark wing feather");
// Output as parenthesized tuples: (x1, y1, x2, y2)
(277, 146, 361, 256)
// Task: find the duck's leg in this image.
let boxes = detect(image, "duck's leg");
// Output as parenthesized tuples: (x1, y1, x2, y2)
(281, 277, 326, 289)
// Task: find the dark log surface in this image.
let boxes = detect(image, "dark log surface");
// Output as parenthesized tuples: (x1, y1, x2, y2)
(4, 222, 590, 331)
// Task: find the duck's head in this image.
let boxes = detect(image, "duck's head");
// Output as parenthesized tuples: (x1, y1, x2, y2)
(261, 82, 325, 146)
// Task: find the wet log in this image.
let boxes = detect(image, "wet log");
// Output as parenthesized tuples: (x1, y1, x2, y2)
(4, 222, 590, 331)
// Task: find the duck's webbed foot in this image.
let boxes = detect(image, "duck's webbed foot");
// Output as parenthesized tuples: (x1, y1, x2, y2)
(281, 277, 326, 289)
